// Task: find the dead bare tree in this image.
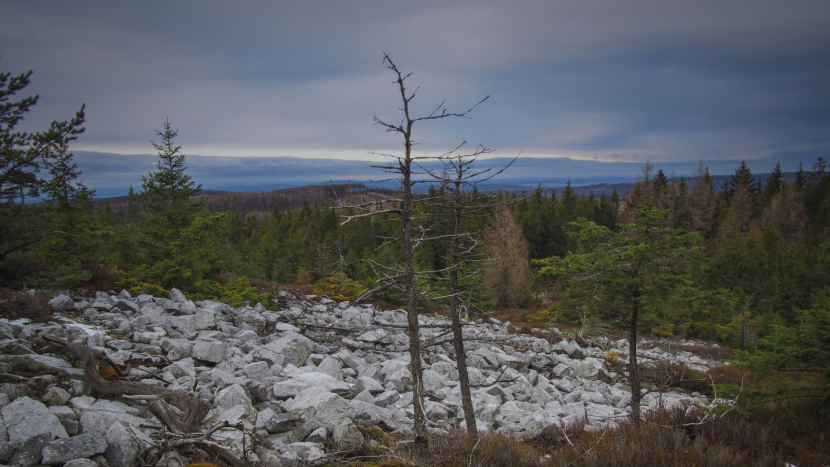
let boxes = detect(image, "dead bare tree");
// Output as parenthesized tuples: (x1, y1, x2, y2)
(339, 52, 488, 450)
(418, 146, 518, 441)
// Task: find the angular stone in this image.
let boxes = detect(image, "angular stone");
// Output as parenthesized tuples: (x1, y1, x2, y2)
(64, 459, 98, 467)
(294, 372, 350, 395)
(7, 432, 50, 467)
(261, 335, 315, 367)
(1, 397, 68, 447)
(352, 376, 384, 396)
(0, 415, 11, 462)
(104, 423, 151, 467)
(425, 400, 450, 421)
(316, 356, 343, 380)
(214, 384, 252, 410)
(79, 411, 146, 438)
(42, 387, 71, 406)
(333, 419, 363, 444)
(194, 308, 215, 330)
(255, 408, 302, 434)
(41, 433, 107, 465)
(49, 295, 75, 312)
(191, 340, 227, 363)
(373, 390, 400, 408)
(273, 380, 314, 399)
(355, 329, 390, 344)
(169, 288, 187, 304)
(572, 358, 612, 383)
(284, 386, 355, 427)
(422, 369, 444, 394)
(179, 300, 197, 314)
(49, 405, 79, 436)
(114, 300, 139, 314)
(305, 426, 328, 443)
(240, 361, 271, 382)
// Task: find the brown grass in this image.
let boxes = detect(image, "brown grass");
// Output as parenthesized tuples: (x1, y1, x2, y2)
(327, 396, 829, 467)
(0, 287, 52, 322)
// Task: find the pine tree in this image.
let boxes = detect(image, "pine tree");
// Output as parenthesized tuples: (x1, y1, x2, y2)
(0, 67, 87, 285)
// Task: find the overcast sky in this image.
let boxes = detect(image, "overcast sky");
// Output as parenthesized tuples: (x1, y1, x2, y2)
(3, 0, 829, 191)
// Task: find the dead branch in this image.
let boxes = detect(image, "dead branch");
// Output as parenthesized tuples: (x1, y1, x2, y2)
(43, 335, 209, 434)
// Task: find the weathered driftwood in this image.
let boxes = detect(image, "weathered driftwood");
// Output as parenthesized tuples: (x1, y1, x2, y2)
(43, 335, 209, 434)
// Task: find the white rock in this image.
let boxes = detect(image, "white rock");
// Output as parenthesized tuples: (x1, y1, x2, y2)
(192, 340, 227, 363)
(194, 308, 215, 330)
(262, 335, 315, 367)
(214, 384, 252, 410)
(169, 288, 187, 303)
(284, 386, 355, 427)
(1, 397, 68, 447)
(49, 294, 76, 312)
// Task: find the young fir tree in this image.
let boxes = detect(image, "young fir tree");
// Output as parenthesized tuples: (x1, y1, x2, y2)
(120, 120, 223, 292)
(140, 119, 204, 241)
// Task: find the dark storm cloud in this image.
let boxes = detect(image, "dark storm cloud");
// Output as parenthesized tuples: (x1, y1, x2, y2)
(2, 0, 829, 193)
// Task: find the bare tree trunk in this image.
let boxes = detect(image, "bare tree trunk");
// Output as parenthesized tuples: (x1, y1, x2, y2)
(629, 297, 641, 428)
(448, 177, 477, 440)
(401, 133, 428, 448)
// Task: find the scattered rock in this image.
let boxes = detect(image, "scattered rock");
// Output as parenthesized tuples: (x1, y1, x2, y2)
(2, 397, 68, 447)
(41, 433, 108, 465)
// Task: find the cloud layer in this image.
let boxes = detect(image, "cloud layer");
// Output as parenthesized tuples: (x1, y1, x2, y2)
(3, 1, 829, 171)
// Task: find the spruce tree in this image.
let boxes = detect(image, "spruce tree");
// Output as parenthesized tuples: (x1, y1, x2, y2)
(536, 207, 702, 427)
(140, 119, 204, 240)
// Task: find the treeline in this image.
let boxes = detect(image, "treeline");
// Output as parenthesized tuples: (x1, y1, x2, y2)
(95, 183, 395, 218)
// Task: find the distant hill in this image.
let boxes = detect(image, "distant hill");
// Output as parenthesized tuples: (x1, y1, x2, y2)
(93, 172, 799, 216)
(94, 183, 396, 215)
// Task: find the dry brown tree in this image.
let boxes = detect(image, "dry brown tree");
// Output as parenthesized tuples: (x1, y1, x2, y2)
(482, 208, 532, 309)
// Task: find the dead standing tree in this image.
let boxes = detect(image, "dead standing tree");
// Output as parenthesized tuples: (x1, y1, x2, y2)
(418, 146, 517, 440)
(340, 53, 487, 450)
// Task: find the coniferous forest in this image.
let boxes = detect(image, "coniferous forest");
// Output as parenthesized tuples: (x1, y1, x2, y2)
(3, 64, 830, 464)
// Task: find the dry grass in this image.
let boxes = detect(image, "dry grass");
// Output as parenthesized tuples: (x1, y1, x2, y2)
(328, 396, 829, 467)
(0, 287, 52, 322)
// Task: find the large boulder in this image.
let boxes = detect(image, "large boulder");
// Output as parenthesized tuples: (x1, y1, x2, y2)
(7, 432, 51, 467)
(191, 340, 227, 363)
(572, 358, 613, 383)
(1, 397, 68, 447)
(49, 295, 75, 312)
(261, 335, 315, 367)
(284, 386, 354, 428)
(214, 384, 252, 410)
(79, 410, 147, 438)
(40, 433, 107, 465)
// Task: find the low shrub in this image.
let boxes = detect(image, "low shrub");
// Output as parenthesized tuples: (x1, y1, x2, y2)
(0, 287, 52, 322)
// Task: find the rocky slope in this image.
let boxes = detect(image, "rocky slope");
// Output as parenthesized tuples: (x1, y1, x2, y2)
(0, 289, 726, 467)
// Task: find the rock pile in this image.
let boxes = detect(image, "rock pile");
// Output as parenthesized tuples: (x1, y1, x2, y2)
(0, 289, 720, 466)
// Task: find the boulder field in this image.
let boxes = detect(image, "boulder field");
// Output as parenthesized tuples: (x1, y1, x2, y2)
(0, 289, 723, 466)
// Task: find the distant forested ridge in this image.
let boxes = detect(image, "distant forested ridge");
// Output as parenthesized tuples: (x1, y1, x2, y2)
(94, 182, 395, 216)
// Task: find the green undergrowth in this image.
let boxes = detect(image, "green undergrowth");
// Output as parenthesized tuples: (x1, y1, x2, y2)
(120, 274, 281, 310)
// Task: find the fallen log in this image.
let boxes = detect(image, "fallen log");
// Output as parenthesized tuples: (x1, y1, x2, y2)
(43, 335, 209, 434)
